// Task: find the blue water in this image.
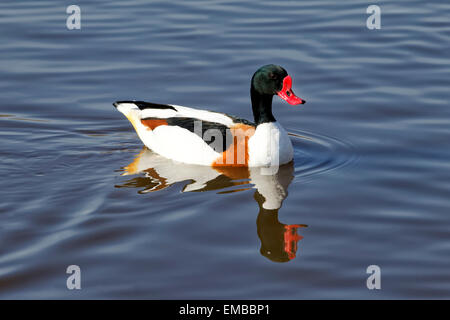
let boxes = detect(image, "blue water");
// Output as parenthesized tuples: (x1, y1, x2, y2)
(0, 0, 449, 299)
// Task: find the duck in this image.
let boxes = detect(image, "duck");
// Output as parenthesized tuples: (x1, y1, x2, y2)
(113, 64, 305, 167)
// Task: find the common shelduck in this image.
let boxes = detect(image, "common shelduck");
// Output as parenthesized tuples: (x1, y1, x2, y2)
(113, 64, 305, 167)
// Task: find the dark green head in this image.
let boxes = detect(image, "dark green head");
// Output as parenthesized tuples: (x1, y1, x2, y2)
(250, 64, 305, 124)
(251, 64, 289, 95)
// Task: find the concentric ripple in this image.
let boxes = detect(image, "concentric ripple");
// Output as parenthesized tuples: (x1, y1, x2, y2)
(289, 129, 357, 182)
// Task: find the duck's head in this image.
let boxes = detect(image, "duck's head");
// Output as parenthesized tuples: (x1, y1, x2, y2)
(251, 64, 305, 105)
(250, 65, 305, 124)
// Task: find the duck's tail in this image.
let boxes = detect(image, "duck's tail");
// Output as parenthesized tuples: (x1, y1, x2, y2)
(113, 101, 143, 133)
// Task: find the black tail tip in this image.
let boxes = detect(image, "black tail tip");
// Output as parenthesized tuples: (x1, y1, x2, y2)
(113, 102, 119, 108)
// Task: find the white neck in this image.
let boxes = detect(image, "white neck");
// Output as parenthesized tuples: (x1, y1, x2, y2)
(248, 122, 293, 167)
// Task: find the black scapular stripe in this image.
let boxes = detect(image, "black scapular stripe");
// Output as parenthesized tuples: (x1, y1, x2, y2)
(226, 114, 256, 126)
(114, 100, 177, 111)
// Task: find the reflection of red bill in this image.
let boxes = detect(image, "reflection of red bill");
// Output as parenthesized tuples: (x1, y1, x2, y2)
(284, 224, 304, 260)
(277, 75, 306, 105)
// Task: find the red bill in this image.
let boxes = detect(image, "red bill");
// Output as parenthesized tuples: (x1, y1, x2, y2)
(277, 75, 305, 105)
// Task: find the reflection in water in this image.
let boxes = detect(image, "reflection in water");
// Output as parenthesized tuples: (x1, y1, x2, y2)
(116, 147, 306, 262)
(255, 192, 307, 262)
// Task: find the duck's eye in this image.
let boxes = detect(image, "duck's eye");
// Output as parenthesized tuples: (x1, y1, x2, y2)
(268, 73, 277, 80)
(286, 91, 291, 97)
